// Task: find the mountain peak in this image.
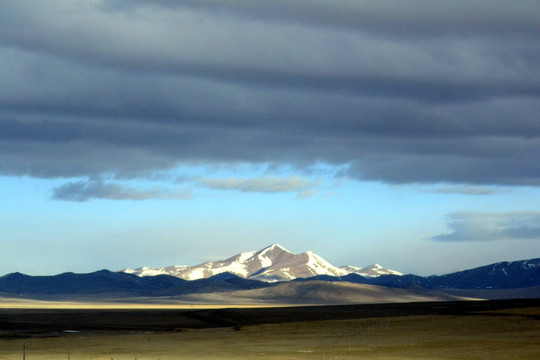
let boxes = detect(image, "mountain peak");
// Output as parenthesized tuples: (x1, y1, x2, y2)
(122, 245, 403, 282)
(260, 243, 290, 254)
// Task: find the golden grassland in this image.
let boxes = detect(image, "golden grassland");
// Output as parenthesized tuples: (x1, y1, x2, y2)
(1, 306, 539, 359)
(0, 292, 321, 309)
(0, 297, 285, 309)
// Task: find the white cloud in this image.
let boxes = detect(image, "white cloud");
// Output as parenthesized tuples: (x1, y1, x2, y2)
(429, 211, 540, 242)
(296, 189, 318, 199)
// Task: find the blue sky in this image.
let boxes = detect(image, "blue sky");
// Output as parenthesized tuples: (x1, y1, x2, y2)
(1, 1, 540, 276)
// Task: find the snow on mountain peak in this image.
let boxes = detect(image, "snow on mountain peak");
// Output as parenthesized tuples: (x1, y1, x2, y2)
(302, 251, 348, 277)
(341, 264, 403, 277)
(122, 245, 403, 282)
(265, 243, 289, 252)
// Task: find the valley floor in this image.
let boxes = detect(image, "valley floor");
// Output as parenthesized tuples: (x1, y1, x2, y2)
(0, 299, 539, 359)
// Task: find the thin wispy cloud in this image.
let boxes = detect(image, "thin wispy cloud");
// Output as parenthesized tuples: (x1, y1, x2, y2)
(52, 181, 192, 202)
(52, 175, 321, 201)
(296, 189, 318, 199)
(198, 175, 318, 195)
(422, 185, 498, 196)
(428, 211, 540, 242)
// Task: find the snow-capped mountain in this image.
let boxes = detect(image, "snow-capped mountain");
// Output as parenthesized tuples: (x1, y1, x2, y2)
(123, 265, 190, 277)
(341, 264, 403, 277)
(122, 244, 401, 282)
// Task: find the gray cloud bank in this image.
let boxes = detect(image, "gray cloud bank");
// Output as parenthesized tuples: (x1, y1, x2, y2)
(429, 211, 540, 242)
(1, 1, 540, 186)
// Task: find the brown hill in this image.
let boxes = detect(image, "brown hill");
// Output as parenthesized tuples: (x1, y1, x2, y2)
(177, 280, 471, 305)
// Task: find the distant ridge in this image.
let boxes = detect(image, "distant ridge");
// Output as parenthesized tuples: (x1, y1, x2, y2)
(0, 270, 467, 304)
(122, 244, 401, 282)
(0, 257, 539, 302)
(0, 270, 268, 297)
(337, 258, 540, 290)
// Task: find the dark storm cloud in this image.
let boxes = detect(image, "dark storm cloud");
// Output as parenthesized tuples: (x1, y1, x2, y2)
(429, 211, 540, 242)
(105, 0, 540, 38)
(1, 0, 540, 186)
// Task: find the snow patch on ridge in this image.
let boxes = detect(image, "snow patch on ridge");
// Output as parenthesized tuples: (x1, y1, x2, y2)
(238, 251, 256, 263)
(341, 264, 403, 277)
(305, 251, 348, 277)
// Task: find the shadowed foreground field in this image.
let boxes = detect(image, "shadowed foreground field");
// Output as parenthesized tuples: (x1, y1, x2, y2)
(0, 299, 539, 359)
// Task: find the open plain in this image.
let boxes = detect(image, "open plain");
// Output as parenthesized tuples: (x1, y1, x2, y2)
(0, 299, 539, 359)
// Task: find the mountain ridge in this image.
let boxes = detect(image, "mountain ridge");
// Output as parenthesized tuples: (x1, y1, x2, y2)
(0, 256, 539, 302)
(122, 244, 402, 282)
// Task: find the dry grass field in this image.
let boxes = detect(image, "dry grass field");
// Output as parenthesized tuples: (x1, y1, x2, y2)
(0, 300, 539, 359)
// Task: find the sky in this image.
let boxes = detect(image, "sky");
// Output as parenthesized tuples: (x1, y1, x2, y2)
(1, 0, 540, 277)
